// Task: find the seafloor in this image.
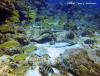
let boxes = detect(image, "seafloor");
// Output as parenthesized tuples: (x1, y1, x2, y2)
(0, 0, 100, 76)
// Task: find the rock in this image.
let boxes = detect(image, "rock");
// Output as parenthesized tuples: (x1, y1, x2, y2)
(81, 28, 95, 37)
(55, 31, 68, 42)
(0, 0, 15, 11)
(64, 21, 77, 30)
(0, 62, 10, 76)
(5, 33, 12, 38)
(0, 0, 15, 23)
(6, 49, 21, 56)
(95, 48, 100, 57)
(61, 49, 100, 76)
(0, 24, 11, 33)
(17, 38, 29, 46)
(49, 40, 55, 45)
(84, 39, 95, 45)
(32, 33, 52, 43)
(55, 31, 77, 44)
(15, 33, 25, 39)
(66, 31, 75, 40)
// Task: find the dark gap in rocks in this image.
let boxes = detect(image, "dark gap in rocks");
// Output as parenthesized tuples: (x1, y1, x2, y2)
(0, 9, 11, 24)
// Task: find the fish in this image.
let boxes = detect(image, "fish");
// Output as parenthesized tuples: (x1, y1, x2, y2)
(39, 63, 54, 76)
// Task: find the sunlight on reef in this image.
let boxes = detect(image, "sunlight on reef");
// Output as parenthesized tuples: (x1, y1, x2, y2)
(0, 0, 100, 76)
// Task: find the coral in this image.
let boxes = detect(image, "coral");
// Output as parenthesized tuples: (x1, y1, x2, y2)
(0, 24, 11, 33)
(61, 50, 100, 76)
(0, 39, 20, 49)
(0, 62, 10, 76)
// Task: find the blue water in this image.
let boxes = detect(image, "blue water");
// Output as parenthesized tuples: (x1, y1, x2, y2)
(47, 0, 100, 7)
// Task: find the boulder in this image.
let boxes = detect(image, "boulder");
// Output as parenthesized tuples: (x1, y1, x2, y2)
(55, 31, 68, 42)
(61, 48, 100, 76)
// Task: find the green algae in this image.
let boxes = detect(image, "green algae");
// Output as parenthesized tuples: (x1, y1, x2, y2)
(0, 39, 20, 49)
(13, 54, 27, 62)
(0, 24, 11, 33)
(23, 43, 36, 53)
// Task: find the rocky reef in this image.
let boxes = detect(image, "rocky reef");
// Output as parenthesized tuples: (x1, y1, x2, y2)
(61, 48, 100, 76)
(0, 0, 100, 76)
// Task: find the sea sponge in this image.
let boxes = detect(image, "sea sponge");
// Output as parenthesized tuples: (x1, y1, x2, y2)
(0, 39, 20, 49)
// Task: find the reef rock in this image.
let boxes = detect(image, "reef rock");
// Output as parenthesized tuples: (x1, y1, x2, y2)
(95, 48, 100, 57)
(0, 0, 15, 11)
(55, 31, 77, 44)
(61, 48, 100, 76)
(55, 31, 68, 42)
(32, 32, 53, 43)
(0, 62, 10, 76)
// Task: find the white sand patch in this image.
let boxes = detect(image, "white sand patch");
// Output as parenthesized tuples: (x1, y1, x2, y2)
(25, 66, 41, 76)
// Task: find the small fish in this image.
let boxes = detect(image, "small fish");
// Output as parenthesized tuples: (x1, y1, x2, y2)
(39, 63, 54, 76)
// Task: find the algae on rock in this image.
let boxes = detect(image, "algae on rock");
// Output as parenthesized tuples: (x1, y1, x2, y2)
(0, 24, 11, 33)
(0, 39, 20, 49)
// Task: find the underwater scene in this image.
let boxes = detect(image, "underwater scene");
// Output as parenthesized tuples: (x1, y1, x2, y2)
(0, 0, 100, 76)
